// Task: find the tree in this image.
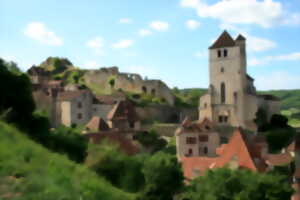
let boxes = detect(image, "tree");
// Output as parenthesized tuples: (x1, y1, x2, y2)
(108, 76, 116, 89)
(135, 129, 167, 153)
(254, 107, 269, 131)
(86, 140, 145, 192)
(183, 168, 294, 200)
(138, 152, 184, 200)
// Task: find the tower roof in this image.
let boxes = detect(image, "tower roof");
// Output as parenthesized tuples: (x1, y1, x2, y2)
(209, 30, 236, 49)
(236, 34, 246, 41)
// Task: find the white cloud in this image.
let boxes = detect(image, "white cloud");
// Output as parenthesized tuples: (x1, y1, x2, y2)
(194, 50, 207, 58)
(255, 71, 300, 90)
(247, 35, 277, 52)
(138, 29, 153, 37)
(218, 23, 276, 52)
(112, 39, 134, 49)
(83, 61, 100, 69)
(24, 22, 63, 46)
(249, 52, 300, 66)
(180, 0, 300, 28)
(119, 18, 133, 24)
(186, 19, 201, 30)
(86, 37, 104, 56)
(149, 21, 169, 32)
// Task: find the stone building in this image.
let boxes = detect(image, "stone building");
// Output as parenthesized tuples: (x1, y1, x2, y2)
(175, 118, 220, 160)
(107, 100, 141, 131)
(199, 31, 280, 131)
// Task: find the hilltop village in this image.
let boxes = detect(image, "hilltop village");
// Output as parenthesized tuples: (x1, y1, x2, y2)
(24, 31, 300, 199)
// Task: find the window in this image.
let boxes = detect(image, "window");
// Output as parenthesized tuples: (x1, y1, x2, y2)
(186, 137, 197, 144)
(219, 116, 223, 123)
(224, 49, 228, 57)
(221, 82, 226, 103)
(129, 122, 135, 128)
(204, 103, 207, 108)
(77, 102, 82, 108)
(188, 149, 193, 155)
(221, 67, 224, 73)
(205, 125, 210, 130)
(142, 86, 147, 93)
(234, 92, 238, 104)
(77, 113, 82, 119)
(218, 50, 222, 57)
(199, 135, 209, 142)
(204, 147, 208, 155)
(224, 116, 228, 123)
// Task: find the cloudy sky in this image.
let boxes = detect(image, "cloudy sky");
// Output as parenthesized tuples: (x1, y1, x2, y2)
(1, 0, 300, 90)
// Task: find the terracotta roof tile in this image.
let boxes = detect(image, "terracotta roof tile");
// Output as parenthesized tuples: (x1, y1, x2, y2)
(209, 30, 236, 49)
(181, 157, 217, 180)
(266, 153, 293, 166)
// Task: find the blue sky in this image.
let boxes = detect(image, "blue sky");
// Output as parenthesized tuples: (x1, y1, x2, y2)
(1, 0, 300, 90)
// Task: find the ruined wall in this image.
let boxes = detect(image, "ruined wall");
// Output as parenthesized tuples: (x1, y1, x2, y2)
(84, 67, 175, 105)
(136, 105, 198, 124)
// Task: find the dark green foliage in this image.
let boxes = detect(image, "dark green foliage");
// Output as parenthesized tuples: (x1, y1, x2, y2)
(266, 127, 296, 153)
(254, 107, 269, 131)
(40, 56, 73, 75)
(0, 121, 134, 200)
(138, 152, 184, 200)
(172, 88, 207, 108)
(183, 168, 294, 200)
(86, 141, 145, 192)
(108, 76, 116, 88)
(135, 130, 167, 153)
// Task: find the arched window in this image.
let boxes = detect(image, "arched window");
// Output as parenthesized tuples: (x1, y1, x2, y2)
(142, 86, 147, 93)
(221, 82, 226, 103)
(218, 50, 222, 58)
(224, 49, 228, 57)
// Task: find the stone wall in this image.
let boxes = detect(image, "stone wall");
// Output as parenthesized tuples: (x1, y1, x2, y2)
(84, 67, 175, 105)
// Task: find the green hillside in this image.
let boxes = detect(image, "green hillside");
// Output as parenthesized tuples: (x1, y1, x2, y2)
(0, 121, 135, 200)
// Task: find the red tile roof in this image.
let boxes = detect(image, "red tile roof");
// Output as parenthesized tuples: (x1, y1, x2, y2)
(266, 153, 293, 166)
(181, 129, 269, 180)
(209, 30, 236, 49)
(86, 116, 110, 132)
(84, 132, 139, 155)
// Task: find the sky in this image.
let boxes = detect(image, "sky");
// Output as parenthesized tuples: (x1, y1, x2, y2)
(1, 0, 300, 90)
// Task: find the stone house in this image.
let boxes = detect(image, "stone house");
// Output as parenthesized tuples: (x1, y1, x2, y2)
(107, 100, 141, 131)
(175, 118, 220, 160)
(199, 31, 280, 131)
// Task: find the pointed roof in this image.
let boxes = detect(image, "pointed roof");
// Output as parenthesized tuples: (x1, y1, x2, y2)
(86, 116, 110, 132)
(107, 100, 139, 122)
(209, 30, 236, 49)
(236, 34, 246, 41)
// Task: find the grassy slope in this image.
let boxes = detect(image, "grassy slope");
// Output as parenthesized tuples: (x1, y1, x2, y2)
(0, 121, 135, 200)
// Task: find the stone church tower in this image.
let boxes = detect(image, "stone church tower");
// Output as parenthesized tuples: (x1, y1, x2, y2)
(199, 31, 280, 131)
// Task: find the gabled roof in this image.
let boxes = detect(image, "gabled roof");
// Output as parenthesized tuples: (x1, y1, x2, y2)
(236, 34, 246, 41)
(209, 30, 236, 49)
(86, 116, 110, 132)
(107, 100, 139, 122)
(181, 129, 269, 180)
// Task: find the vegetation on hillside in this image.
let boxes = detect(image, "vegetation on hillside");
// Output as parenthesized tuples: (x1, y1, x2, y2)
(0, 121, 135, 200)
(182, 168, 294, 200)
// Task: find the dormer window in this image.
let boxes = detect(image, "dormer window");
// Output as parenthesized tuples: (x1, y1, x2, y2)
(224, 49, 228, 57)
(218, 50, 222, 58)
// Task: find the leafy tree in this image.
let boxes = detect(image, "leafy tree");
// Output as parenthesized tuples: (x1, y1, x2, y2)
(135, 129, 167, 153)
(108, 76, 116, 89)
(254, 107, 269, 131)
(86, 140, 145, 192)
(266, 127, 296, 153)
(183, 168, 294, 200)
(138, 152, 184, 200)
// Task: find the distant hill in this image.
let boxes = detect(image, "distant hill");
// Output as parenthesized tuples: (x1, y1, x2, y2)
(0, 121, 134, 200)
(178, 88, 300, 111)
